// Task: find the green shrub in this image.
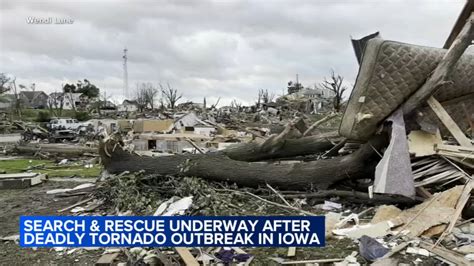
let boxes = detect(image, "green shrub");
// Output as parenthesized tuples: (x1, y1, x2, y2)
(35, 111, 51, 122)
(75, 111, 90, 121)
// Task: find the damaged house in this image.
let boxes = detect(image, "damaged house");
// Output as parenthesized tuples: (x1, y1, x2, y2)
(19, 91, 48, 109)
(132, 112, 217, 153)
(117, 99, 139, 113)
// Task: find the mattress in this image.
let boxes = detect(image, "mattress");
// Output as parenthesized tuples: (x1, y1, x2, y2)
(340, 38, 474, 141)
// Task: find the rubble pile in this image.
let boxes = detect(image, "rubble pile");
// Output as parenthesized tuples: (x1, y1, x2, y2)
(93, 172, 320, 216)
(1, 3, 473, 265)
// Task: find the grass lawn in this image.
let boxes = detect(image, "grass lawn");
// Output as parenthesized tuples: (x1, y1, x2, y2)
(0, 158, 102, 178)
(7, 109, 79, 122)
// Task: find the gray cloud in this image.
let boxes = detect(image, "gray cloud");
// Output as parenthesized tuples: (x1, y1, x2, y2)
(0, 0, 465, 105)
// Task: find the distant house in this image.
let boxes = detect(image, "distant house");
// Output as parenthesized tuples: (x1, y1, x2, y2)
(193, 124, 216, 137)
(173, 112, 216, 135)
(100, 100, 116, 110)
(297, 88, 335, 99)
(177, 101, 204, 110)
(19, 91, 48, 109)
(49, 92, 89, 110)
(118, 100, 139, 112)
(65, 93, 89, 110)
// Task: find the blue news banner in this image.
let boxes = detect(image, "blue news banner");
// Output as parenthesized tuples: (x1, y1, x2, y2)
(20, 216, 325, 247)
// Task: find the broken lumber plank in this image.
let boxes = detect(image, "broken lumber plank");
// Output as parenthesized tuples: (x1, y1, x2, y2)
(282, 190, 420, 205)
(95, 252, 120, 266)
(427, 97, 472, 147)
(434, 179, 473, 247)
(185, 138, 205, 154)
(419, 242, 470, 266)
(175, 247, 199, 266)
(381, 242, 409, 259)
(401, 12, 474, 115)
(445, 155, 474, 169)
(436, 144, 474, 153)
(287, 247, 296, 257)
(416, 187, 433, 199)
(437, 150, 474, 160)
(58, 198, 93, 213)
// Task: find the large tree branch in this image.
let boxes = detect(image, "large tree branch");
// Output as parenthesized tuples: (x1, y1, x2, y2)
(401, 13, 474, 115)
(222, 130, 342, 161)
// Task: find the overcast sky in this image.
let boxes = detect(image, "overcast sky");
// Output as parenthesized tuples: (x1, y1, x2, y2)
(0, 0, 466, 106)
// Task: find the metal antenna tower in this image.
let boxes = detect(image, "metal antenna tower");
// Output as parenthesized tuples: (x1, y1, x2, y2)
(123, 48, 129, 99)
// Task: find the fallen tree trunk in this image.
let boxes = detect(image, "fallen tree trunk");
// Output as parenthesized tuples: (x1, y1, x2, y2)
(100, 135, 386, 190)
(14, 143, 97, 156)
(222, 130, 341, 161)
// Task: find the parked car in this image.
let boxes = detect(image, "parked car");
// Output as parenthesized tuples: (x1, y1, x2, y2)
(48, 130, 77, 143)
(47, 118, 83, 131)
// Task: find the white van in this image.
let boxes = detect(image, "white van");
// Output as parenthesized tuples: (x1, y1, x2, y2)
(48, 118, 83, 130)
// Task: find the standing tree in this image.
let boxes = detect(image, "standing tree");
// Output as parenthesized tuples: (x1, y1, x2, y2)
(135, 84, 148, 112)
(256, 89, 275, 109)
(231, 99, 242, 112)
(143, 83, 159, 110)
(160, 83, 182, 109)
(135, 82, 159, 110)
(47, 91, 64, 117)
(319, 70, 347, 112)
(260, 89, 275, 104)
(0, 73, 11, 94)
(76, 79, 100, 98)
(63, 79, 100, 98)
(287, 80, 304, 94)
(10, 77, 22, 118)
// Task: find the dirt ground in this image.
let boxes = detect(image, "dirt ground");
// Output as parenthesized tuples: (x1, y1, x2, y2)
(0, 180, 103, 265)
(0, 179, 360, 265)
(0, 176, 433, 265)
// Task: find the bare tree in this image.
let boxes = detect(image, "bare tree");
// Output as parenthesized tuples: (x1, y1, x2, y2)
(144, 83, 159, 110)
(319, 70, 347, 112)
(160, 83, 182, 109)
(256, 90, 262, 109)
(135, 82, 159, 110)
(10, 78, 22, 118)
(260, 89, 275, 104)
(47, 92, 64, 117)
(135, 83, 148, 112)
(0, 73, 11, 94)
(231, 99, 242, 112)
(210, 97, 220, 109)
(256, 89, 274, 109)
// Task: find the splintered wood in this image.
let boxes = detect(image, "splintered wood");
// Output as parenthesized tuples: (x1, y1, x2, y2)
(427, 96, 472, 147)
(392, 185, 464, 237)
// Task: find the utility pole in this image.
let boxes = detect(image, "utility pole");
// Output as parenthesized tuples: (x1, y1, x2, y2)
(123, 48, 129, 99)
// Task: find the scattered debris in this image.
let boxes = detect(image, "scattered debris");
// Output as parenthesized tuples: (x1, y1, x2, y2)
(358, 235, 389, 261)
(0, 172, 44, 189)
